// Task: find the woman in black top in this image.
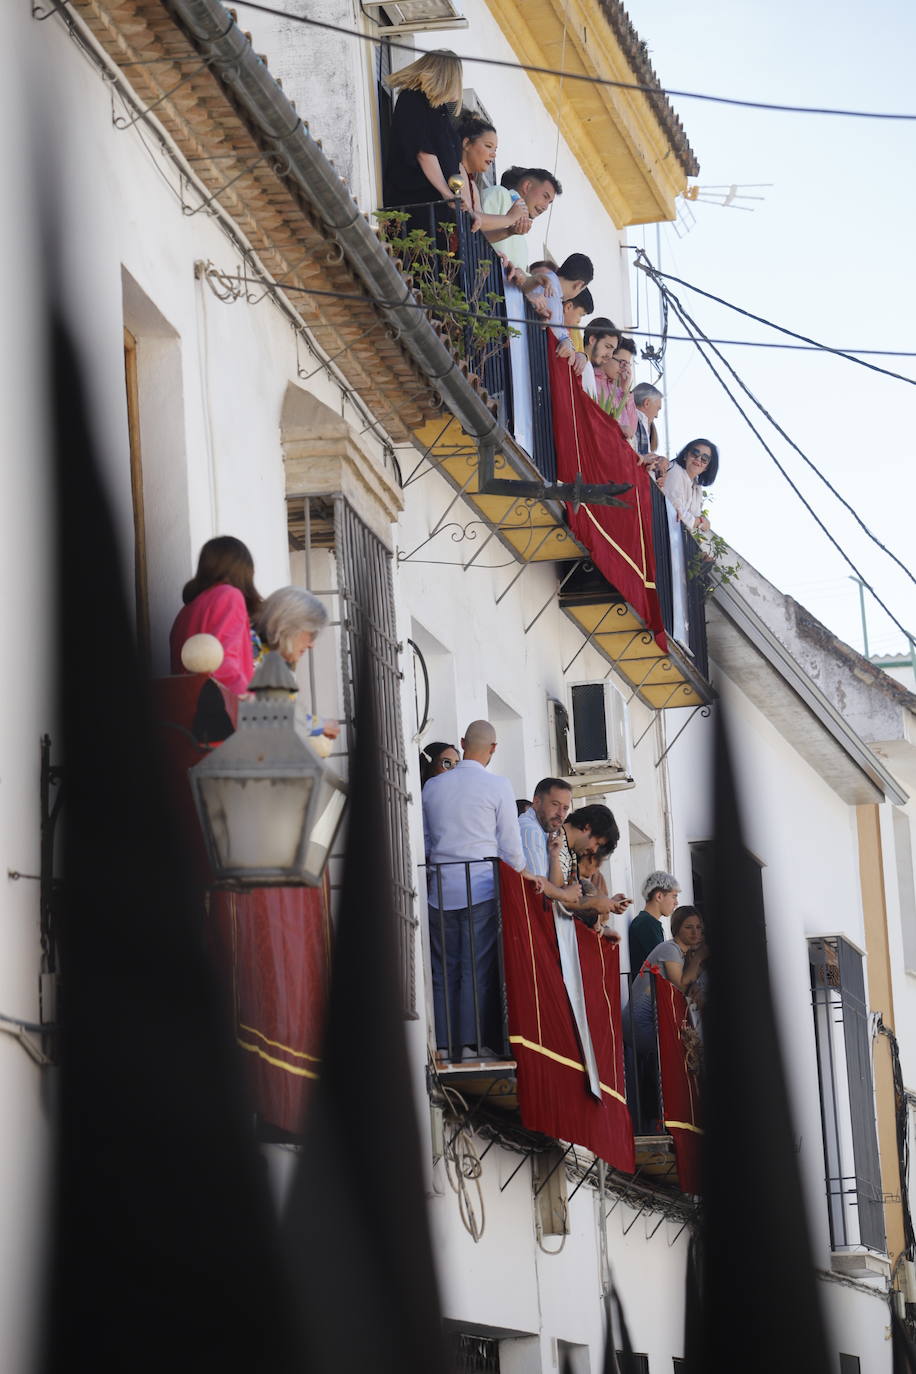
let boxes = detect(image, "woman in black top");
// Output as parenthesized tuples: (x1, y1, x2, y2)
(383, 50, 467, 235)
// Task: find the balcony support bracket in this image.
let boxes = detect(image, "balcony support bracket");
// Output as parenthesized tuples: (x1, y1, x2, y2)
(478, 453, 632, 511)
(654, 704, 712, 769)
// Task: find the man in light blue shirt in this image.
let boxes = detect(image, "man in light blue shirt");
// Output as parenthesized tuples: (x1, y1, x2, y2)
(423, 720, 532, 1060)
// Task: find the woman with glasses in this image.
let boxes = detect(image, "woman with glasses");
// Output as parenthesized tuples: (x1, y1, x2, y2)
(420, 741, 460, 787)
(660, 438, 720, 533)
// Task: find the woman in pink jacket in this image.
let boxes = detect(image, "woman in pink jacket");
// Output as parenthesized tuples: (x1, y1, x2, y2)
(169, 536, 262, 696)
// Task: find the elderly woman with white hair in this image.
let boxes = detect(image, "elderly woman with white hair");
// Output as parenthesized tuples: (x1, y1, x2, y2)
(254, 586, 339, 741)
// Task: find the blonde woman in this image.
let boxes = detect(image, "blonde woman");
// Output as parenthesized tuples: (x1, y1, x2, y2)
(383, 50, 468, 233)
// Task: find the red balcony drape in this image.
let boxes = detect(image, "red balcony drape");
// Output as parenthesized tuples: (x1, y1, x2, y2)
(653, 970, 703, 1194)
(207, 886, 331, 1134)
(499, 865, 635, 1172)
(547, 347, 667, 651)
(152, 674, 331, 1137)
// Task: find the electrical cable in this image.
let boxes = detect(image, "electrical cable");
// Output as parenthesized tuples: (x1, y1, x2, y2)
(434, 1077, 486, 1242)
(202, 271, 916, 368)
(637, 255, 916, 593)
(635, 335, 916, 359)
(635, 254, 916, 597)
(230, 2, 916, 124)
(644, 277, 915, 646)
(633, 261, 916, 387)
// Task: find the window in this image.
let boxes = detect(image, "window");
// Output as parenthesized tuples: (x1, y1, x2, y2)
(121, 269, 190, 677)
(122, 327, 150, 663)
(288, 495, 417, 1016)
(616, 1355, 649, 1374)
(839, 1357, 861, 1374)
(486, 686, 525, 796)
(673, 1361, 688, 1373)
(375, 35, 394, 177)
(449, 1333, 500, 1373)
(894, 809, 916, 972)
(809, 938, 885, 1254)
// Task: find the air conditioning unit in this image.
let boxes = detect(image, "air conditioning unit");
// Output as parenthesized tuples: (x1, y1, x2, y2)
(548, 684, 634, 792)
(363, 1, 469, 35)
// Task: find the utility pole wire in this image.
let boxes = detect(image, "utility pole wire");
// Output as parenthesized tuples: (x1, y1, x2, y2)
(637, 263, 915, 646)
(634, 253, 915, 595)
(631, 261, 916, 388)
(231, 2, 916, 123)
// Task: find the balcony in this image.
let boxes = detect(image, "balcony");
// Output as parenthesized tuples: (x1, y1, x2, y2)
(424, 859, 702, 1194)
(391, 206, 713, 705)
(559, 487, 713, 711)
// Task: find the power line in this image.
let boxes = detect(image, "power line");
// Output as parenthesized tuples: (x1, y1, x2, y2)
(632, 262, 916, 387)
(635, 333, 916, 359)
(203, 267, 916, 367)
(636, 253, 916, 594)
(230, 2, 916, 123)
(637, 263, 915, 644)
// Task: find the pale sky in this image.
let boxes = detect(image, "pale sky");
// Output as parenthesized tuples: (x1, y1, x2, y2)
(623, 0, 916, 661)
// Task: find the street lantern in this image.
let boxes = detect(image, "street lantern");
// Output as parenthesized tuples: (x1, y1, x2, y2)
(188, 650, 346, 886)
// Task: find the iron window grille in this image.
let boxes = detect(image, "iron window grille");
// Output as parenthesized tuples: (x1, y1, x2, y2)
(616, 1354, 649, 1373)
(809, 937, 885, 1254)
(288, 495, 417, 1017)
(449, 1332, 500, 1373)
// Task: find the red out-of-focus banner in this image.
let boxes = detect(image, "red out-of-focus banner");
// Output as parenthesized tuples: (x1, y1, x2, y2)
(499, 865, 635, 1172)
(208, 886, 331, 1134)
(653, 971, 703, 1194)
(547, 346, 667, 651)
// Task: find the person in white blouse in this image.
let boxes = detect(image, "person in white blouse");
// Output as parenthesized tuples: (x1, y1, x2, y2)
(659, 438, 720, 533)
(423, 719, 539, 1059)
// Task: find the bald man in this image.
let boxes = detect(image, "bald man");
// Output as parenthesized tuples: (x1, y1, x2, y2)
(423, 720, 530, 1060)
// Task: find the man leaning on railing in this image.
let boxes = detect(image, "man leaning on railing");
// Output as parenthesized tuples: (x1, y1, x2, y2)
(423, 720, 541, 1061)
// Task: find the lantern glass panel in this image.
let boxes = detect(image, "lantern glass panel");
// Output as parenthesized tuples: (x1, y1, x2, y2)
(303, 777, 348, 880)
(197, 775, 314, 872)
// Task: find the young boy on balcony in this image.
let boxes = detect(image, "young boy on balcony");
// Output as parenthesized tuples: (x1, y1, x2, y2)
(527, 254, 595, 377)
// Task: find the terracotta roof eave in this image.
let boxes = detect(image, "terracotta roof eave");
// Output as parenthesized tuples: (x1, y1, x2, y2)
(159, 0, 504, 451)
(596, 0, 699, 179)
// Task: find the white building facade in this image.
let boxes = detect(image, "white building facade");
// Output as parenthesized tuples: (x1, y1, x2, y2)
(3, 1, 915, 1371)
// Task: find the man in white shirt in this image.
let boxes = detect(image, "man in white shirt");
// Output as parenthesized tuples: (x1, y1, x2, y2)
(423, 720, 533, 1060)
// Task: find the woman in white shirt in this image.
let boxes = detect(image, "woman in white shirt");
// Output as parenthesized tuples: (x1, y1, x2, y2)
(660, 438, 720, 532)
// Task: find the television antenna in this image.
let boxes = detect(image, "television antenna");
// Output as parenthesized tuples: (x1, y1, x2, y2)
(683, 183, 773, 211)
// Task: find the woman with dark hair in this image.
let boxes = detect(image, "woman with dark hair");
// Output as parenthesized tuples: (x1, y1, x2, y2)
(420, 741, 460, 787)
(457, 111, 529, 234)
(661, 438, 720, 533)
(169, 536, 262, 696)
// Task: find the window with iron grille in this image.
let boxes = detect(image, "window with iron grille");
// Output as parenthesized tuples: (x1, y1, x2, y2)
(673, 1360, 688, 1373)
(839, 1356, 861, 1374)
(288, 495, 417, 1016)
(616, 1355, 649, 1374)
(809, 937, 885, 1254)
(375, 36, 393, 176)
(450, 1332, 500, 1373)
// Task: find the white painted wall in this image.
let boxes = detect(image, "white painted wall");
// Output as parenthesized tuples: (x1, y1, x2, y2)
(12, 3, 910, 1372)
(0, 13, 57, 1373)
